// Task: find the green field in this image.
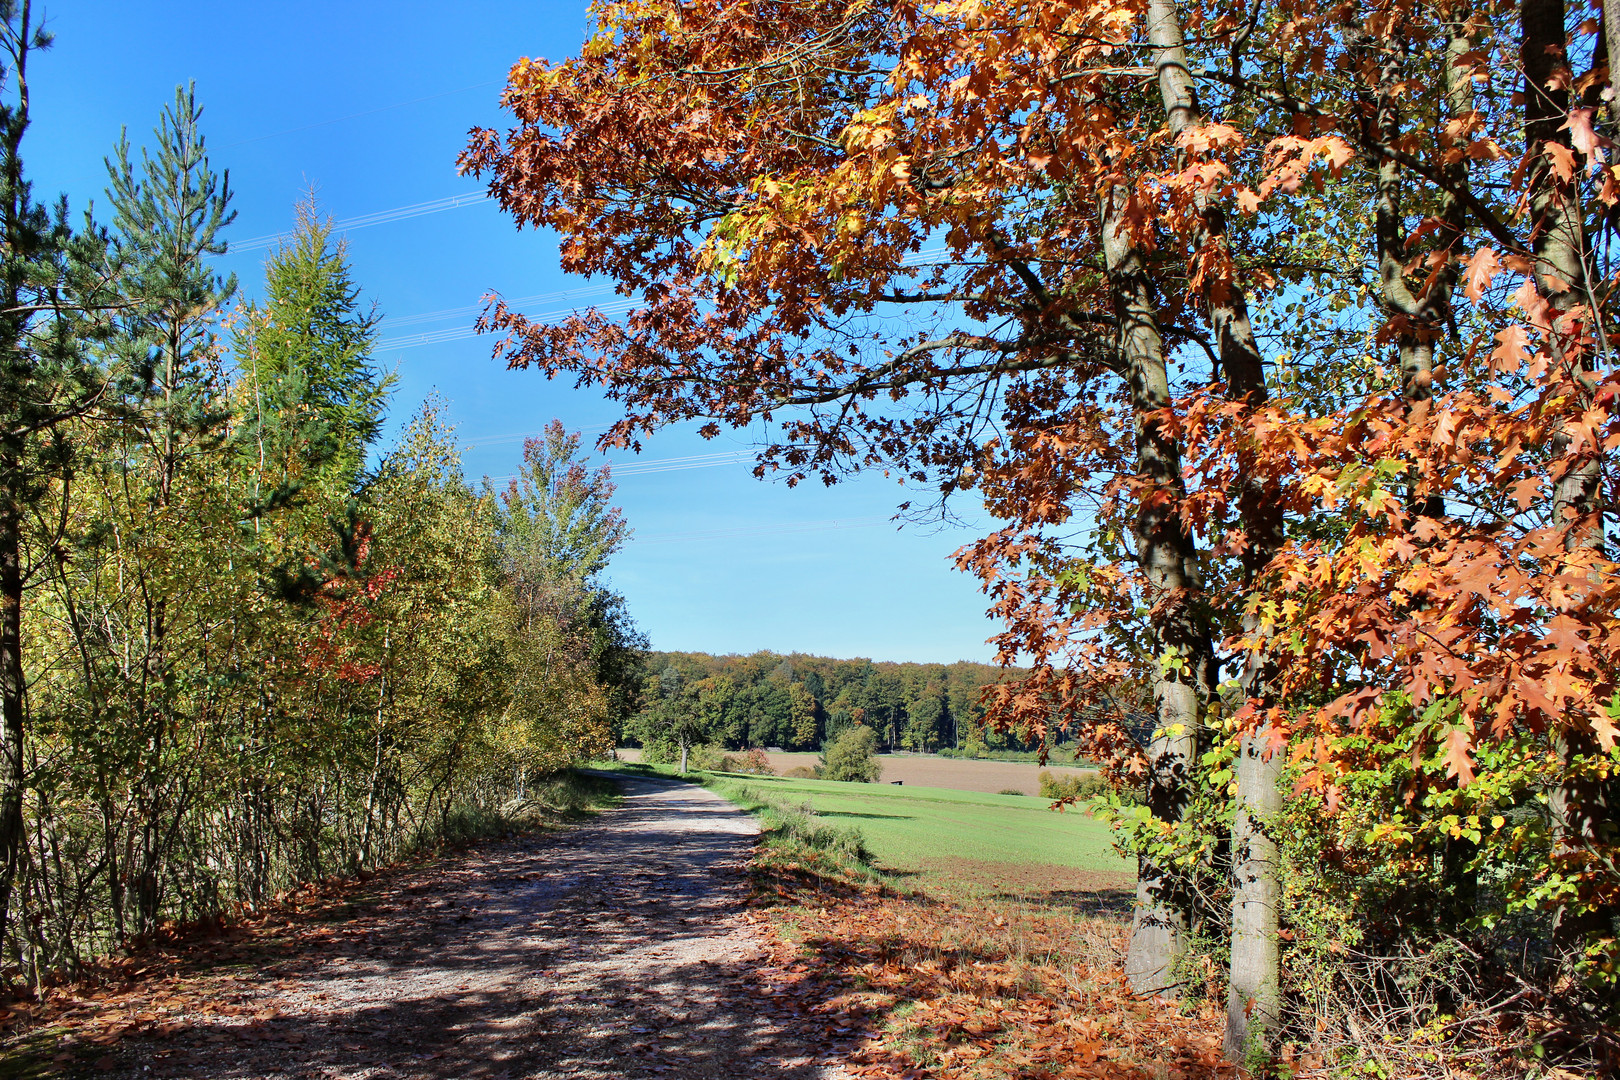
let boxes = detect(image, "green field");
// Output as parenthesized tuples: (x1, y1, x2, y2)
(706, 772, 1132, 903)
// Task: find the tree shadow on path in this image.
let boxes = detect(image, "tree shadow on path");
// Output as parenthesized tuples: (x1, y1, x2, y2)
(60, 775, 867, 1080)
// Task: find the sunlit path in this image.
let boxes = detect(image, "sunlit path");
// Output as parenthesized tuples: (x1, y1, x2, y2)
(110, 776, 854, 1080)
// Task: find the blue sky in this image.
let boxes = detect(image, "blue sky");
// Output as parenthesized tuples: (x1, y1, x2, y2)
(27, 0, 1003, 664)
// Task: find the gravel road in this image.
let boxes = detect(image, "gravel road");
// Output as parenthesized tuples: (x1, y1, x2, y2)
(115, 773, 854, 1080)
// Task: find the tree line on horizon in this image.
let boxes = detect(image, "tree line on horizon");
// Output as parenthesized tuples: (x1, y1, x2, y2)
(462, 0, 1620, 1068)
(0, 6, 634, 988)
(623, 649, 1095, 757)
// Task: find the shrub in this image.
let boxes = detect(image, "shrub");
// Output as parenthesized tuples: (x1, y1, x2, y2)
(820, 725, 882, 783)
(783, 765, 820, 779)
(1038, 769, 1143, 804)
(1038, 769, 1082, 799)
(686, 743, 727, 771)
(998, 788, 1026, 796)
(720, 747, 776, 775)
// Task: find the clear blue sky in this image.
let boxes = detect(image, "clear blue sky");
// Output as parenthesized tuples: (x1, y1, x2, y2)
(27, 0, 1003, 664)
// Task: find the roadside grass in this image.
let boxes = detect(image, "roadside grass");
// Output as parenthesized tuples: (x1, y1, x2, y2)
(588, 759, 1128, 900)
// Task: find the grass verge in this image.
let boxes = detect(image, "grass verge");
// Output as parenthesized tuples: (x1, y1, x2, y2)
(588, 760, 891, 894)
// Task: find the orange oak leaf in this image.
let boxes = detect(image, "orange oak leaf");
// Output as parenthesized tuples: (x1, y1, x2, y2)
(1463, 246, 1502, 302)
(1443, 728, 1476, 785)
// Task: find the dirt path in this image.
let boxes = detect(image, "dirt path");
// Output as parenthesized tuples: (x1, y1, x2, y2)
(95, 774, 855, 1080)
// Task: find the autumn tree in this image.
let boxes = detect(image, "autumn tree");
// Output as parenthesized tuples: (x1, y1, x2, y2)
(464, 0, 1620, 1065)
(490, 419, 645, 741)
(459, 0, 1228, 997)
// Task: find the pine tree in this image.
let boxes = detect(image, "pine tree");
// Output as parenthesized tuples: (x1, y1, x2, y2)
(91, 82, 237, 935)
(0, 0, 113, 951)
(103, 81, 235, 500)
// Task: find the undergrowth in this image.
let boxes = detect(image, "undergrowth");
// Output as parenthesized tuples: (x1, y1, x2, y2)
(0, 769, 619, 1078)
(435, 770, 620, 846)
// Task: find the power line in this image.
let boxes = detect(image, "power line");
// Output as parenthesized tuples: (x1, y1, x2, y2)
(480, 448, 755, 485)
(377, 297, 643, 351)
(230, 192, 491, 254)
(381, 283, 619, 329)
(373, 245, 956, 351)
(612, 450, 754, 475)
(460, 421, 618, 449)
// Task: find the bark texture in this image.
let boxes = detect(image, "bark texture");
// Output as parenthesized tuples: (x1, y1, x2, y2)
(1522, 0, 1618, 956)
(1145, 0, 1285, 1048)
(1101, 176, 1216, 996)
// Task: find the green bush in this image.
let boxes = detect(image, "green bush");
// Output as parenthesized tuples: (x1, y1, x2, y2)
(820, 724, 882, 782)
(1038, 769, 1143, 804)
(686, 743, 727, 771)
(783, 764, 820, 779)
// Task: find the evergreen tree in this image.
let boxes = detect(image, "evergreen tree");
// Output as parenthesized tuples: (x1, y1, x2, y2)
(233, 195, 390, 503)
(90, 82, 237, 934)
(0, 1, 115, 950)
(103, 81, 235, 499)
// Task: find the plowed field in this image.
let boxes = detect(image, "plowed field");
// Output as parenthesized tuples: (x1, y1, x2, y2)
(615, 749, 1091, 795)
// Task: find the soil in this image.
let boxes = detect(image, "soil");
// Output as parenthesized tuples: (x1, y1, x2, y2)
(913, 857, 1135, 915)
(614, 749, 1094, 795)
(32, 774, 860, 1080)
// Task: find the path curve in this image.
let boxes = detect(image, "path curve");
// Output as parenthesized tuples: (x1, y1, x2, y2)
(118, 773, 853, 1080)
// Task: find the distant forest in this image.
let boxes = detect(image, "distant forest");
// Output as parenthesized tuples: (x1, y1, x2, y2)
(622, 651, 1044, 754)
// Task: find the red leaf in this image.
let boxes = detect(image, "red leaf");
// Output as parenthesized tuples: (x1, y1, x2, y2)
(1564, 106, 1608, 167)
(1443, 728, 1476, 785)
(1490, 324, 1532, 371)
(1463, 246, 1502, 302)
(1546, 143, 1577, 183)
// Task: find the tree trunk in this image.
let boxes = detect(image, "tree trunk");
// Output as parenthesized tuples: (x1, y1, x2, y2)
(1100, 175, 1216, 997)
(0, 465, 23, 953)
(1145, 0, 1285, 1044)
(1523, 0, 1618, 957)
